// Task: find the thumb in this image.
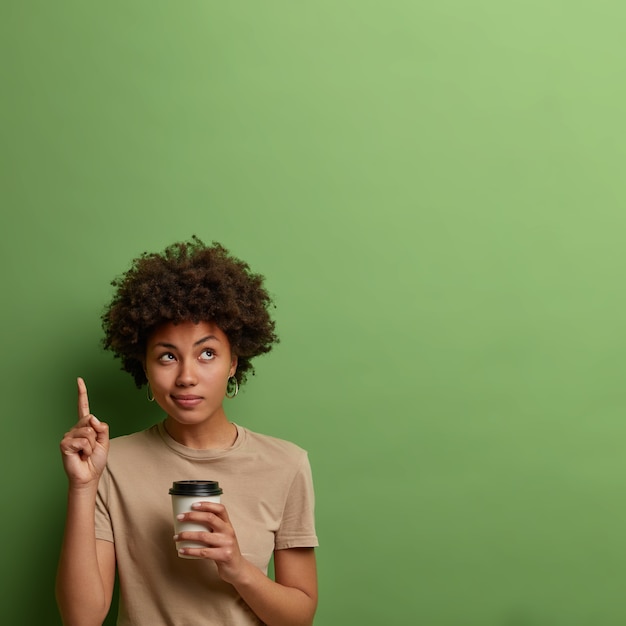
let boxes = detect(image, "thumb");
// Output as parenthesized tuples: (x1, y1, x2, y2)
(89, 415, 109, 444)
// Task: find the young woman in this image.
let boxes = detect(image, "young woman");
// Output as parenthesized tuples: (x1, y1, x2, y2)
(56, 238, 318, 626)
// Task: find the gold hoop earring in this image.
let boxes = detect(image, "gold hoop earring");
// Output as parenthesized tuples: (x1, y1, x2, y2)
(225, 376, 239, 399)
(147, 384, 155, 402)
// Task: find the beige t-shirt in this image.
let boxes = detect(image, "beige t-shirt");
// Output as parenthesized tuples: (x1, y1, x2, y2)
(95, 422, 318, 625)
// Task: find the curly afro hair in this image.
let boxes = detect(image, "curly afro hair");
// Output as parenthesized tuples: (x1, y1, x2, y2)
(102, 237, 278, 388)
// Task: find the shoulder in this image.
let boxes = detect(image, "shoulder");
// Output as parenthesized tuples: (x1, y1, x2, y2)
(106, 425, 161, 459)
(109, 424, 158, 446)
(239, 426, 309, 464)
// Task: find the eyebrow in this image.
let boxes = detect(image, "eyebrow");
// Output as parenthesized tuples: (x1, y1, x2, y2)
(152, 335, 221, 350)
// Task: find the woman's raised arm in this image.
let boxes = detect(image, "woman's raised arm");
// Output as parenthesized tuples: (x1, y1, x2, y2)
(56, 378, 115, 626)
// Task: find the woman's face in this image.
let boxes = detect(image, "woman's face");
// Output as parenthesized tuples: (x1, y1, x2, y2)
(144, 320, 237, 428)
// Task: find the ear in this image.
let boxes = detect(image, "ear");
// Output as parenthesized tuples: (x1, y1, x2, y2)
(230, 354, 238, 378)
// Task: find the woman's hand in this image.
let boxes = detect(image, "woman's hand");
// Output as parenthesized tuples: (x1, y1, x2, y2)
(59, 377, 110, 487)
(175, 503, 318, 626)
(174, 502, 247, 583)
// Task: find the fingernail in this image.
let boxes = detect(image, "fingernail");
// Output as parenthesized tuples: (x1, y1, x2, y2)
(173, 534, 179, 541)
(176, 514, 185, 520)
(91, 415, 100, 424)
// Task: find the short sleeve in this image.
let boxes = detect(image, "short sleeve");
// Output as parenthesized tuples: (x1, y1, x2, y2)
(95, 467, 114, 543)
(275, 452, 319, 550)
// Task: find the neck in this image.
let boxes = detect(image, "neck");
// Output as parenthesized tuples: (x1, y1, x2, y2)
(163, 417, 238, 450)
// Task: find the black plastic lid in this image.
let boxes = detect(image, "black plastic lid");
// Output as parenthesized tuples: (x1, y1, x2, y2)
(169, 480, 223, 496)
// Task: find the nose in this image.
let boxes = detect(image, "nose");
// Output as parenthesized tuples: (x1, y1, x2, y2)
(176, 360, 198, 387)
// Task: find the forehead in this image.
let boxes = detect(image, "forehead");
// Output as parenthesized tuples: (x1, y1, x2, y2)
(148, 320, 229, 346)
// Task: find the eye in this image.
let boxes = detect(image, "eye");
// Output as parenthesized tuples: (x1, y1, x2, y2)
(200, 349, 215, 361)
(158, 352, 176, 363)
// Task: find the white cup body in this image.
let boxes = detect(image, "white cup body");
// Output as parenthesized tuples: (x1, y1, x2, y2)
(171, 493, 221, 559)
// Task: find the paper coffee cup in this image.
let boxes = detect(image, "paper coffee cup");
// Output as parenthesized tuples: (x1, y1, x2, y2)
(169, 480, 223, 559)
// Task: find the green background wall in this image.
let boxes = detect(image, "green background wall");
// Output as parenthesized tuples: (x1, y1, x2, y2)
(2, 1, 626, 624)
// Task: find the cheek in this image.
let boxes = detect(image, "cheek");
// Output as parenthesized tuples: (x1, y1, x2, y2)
(205, 368, 229, 384)
(146, 365, 168, 386)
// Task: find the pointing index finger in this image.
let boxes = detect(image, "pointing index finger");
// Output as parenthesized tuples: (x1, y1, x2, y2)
(77, 376, 91, 421)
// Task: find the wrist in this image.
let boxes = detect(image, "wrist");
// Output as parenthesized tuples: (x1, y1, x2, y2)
(223, 556, 257, 589)
(67, 481, 99, 499)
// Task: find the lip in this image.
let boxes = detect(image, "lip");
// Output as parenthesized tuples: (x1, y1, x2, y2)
(171, 395, 203, 408)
